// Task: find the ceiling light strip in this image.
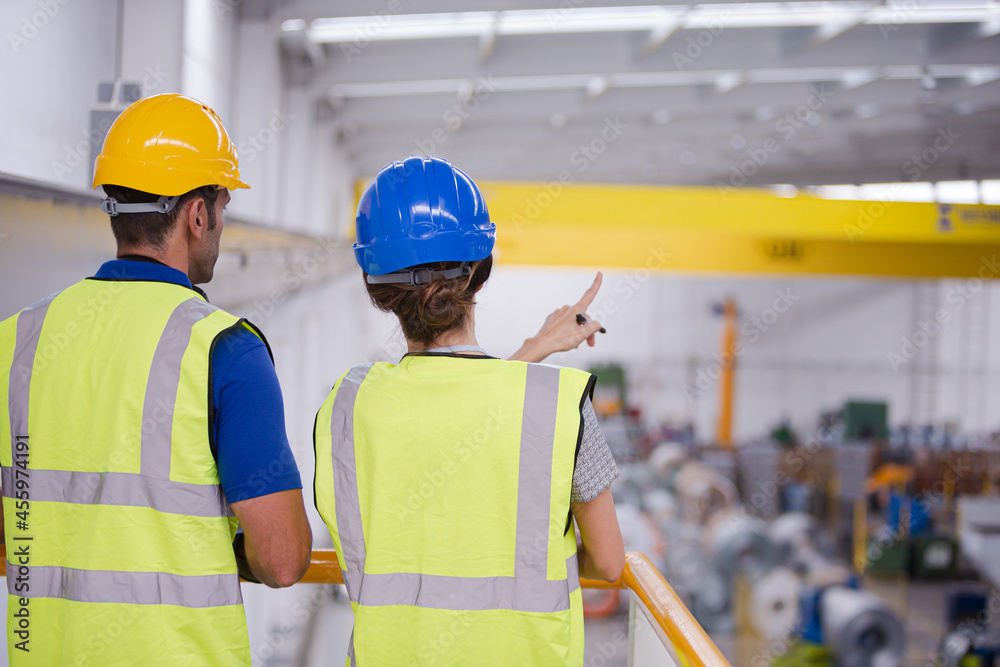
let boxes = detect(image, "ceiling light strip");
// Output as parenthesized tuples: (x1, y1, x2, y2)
(290, 3, 1000, 42)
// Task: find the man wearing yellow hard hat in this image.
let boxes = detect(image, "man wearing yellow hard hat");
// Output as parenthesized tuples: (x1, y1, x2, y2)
(0, 93, 312, 665)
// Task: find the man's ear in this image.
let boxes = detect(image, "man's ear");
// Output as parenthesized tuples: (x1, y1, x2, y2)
(184, 196, 209, 240)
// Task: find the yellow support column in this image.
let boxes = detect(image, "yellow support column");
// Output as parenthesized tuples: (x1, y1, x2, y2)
(854, 498, 867, 574)
(716, 299, 737, 449)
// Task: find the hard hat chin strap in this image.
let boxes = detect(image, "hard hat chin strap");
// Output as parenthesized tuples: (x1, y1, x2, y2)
(366, 262, 472, 286)
(101, 195, 180, 217)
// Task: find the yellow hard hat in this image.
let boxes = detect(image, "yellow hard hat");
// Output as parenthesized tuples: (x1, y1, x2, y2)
(93, 93, 250, 196)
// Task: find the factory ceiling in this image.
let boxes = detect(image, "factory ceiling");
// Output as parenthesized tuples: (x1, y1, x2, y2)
(274, 0, 1000, 188)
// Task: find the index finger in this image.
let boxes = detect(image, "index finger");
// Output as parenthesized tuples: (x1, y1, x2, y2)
(573, 271, 603, 311)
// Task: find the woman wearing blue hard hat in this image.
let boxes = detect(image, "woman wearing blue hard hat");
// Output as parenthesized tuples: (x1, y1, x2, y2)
(314, 156, 624, 666)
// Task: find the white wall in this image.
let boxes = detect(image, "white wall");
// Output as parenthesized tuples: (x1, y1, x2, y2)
(0, 0, 353, 235)
(0, 0, 118, 190)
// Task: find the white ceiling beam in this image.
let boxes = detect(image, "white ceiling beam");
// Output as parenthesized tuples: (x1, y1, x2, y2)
(279, 28, 325, 69)
(780, 11, 868, 55)
(641, 17, 684, 55)
(979, 13, 1000, 37)
(327, 65, 1000, 99)
(478, 11, 499, 61)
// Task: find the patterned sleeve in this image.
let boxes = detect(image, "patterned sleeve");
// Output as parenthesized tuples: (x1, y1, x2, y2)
(570, 396, 620, 503)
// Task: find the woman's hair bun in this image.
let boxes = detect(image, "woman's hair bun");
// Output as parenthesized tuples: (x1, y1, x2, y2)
(364, 255, 493, 346)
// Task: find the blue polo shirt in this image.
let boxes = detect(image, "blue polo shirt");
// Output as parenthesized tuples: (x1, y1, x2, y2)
(93, 258, 302, 503)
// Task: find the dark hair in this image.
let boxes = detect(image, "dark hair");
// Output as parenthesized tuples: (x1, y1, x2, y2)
(102, 184, 220, 251)
(365, 255, 493, 346)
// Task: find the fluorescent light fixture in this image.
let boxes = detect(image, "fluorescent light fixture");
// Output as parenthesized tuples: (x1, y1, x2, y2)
(815, 182, 1000, 204)
(858, 183, 902, 201)
(770, 184, 799, 198)
(981, 181, 1000, 205)
(295, 3, 1000, 43)
(813, 184, 860, 199)
(281, 19, 306, 31)
(884, 182, 935, 202)
(936, 180, 981, 204)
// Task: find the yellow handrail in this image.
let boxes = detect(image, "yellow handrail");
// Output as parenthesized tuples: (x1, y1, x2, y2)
(620, 552, 731, 667)
(0, 548, 729, 666)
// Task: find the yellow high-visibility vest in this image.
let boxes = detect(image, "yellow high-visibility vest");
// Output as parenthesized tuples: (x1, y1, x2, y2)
(314, 354, 595, 666)
(0, 278, 258, 665)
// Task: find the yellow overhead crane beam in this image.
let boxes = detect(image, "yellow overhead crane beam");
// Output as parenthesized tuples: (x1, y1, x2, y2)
(472, 181, 1000, 278)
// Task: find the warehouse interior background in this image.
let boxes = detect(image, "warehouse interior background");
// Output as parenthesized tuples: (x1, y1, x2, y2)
(2, 0, 1000, 665)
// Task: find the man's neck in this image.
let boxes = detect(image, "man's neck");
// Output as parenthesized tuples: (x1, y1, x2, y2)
(117, 242, 189, 277)
(116, 254, 169, 266)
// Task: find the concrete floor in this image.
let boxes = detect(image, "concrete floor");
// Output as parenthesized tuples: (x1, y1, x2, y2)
(290, 578, 991, 666)
(584, 613, 631, 667)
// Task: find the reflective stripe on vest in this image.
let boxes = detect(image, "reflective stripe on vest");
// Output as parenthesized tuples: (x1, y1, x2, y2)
(327, 363, 581, 614)
(4, 296, 233, 521)
(24, 567, 239, 608)
(3, 292, 240, 608)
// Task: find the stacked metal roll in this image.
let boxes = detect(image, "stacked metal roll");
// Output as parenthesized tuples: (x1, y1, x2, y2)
(820, 586, 905, 667)
(662, 522, 709, 594)
(769, 512, 820, 562)
(750, 567, 802, 641)
(674, 461, 738, 524)
(705, 510, 776, 580)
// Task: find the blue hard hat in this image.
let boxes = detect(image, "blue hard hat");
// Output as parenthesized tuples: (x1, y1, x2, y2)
(354, 156, 495, 276)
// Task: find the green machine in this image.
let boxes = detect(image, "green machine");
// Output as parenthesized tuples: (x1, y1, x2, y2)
(844, 401, 888, 440)
(912, 534, 958, 580)
(773, 641, 833, 666)
(587, 363, 627, 418)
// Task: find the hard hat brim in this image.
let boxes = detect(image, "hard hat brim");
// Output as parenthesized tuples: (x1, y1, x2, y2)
(355, 230, 495, 276)
(93, 155, 250, 195)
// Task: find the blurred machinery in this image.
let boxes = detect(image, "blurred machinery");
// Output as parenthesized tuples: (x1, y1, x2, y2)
(937, 587, 1000, 667)
(863, 462, 959, 581)
(610, 440, 910, 666)
(819, 587, 906, 667)
(594, 371, 1000, 667)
